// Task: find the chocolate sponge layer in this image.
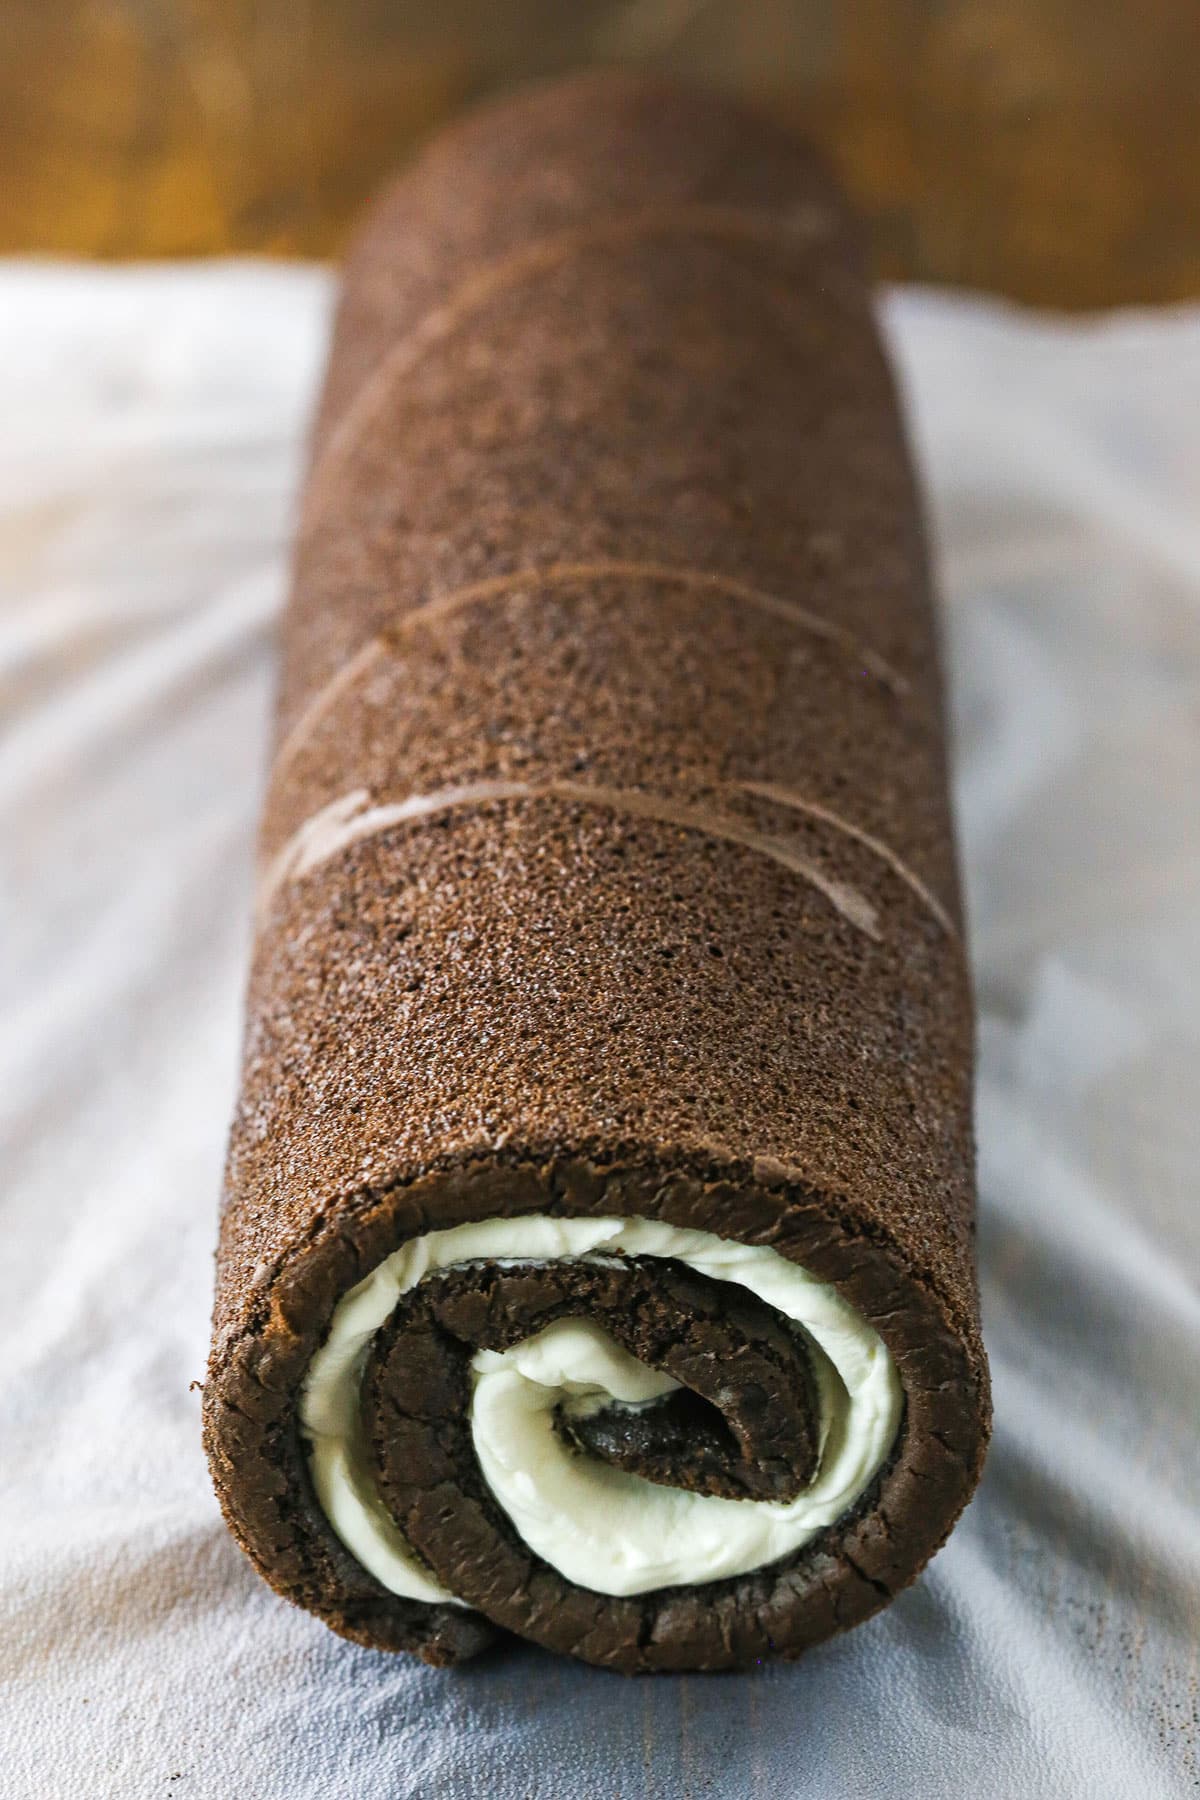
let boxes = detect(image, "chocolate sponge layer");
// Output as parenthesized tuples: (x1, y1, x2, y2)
(204, 69, 989, 1672)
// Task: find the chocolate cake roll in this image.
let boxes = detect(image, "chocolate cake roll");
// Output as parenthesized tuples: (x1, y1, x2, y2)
(204, 70, 989, 1673)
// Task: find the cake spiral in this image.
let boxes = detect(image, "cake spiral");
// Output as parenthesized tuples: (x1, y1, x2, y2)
(204, 71, 989, 1673)
(302, 1217, 902, 1614)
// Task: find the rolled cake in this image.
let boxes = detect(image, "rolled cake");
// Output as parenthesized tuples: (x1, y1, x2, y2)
(204, 70, 989, 1673)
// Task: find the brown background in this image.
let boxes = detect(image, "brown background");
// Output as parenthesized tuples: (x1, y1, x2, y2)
(5, 0, 1198, 306)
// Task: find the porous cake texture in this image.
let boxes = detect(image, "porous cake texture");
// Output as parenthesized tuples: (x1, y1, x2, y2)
(204, 71, 989, 1672)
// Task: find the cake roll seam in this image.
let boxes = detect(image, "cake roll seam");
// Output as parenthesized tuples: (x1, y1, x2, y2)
(270, 559, 915, 782)
(304, 202, 839, 515)
(255, 780, 893, 938)
(736, 781, 958, 935)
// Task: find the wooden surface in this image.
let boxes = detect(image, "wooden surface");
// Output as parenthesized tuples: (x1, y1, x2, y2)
(4, 0, 1199, 306)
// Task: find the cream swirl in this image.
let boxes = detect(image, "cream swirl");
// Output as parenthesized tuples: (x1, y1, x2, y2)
(300, 1215, 903, 1603)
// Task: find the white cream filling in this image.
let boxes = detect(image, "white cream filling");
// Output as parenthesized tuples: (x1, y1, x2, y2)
(300, 1215, 902, 1603)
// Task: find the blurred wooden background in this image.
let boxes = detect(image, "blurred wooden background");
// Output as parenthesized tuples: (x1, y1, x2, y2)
(4, 0, 1198, 306)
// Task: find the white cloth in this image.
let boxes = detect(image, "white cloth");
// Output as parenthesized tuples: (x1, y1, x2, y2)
(2, 265, 1197, 1800)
